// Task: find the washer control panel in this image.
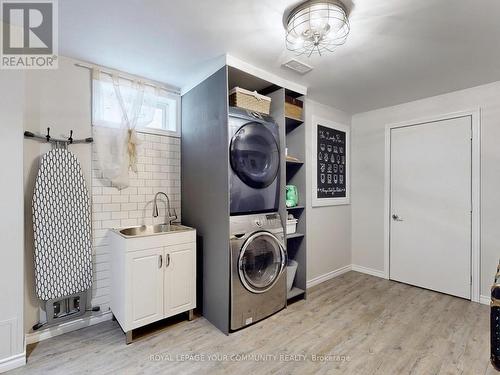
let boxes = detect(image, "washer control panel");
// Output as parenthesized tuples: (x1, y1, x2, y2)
(230, 212, 283, 237)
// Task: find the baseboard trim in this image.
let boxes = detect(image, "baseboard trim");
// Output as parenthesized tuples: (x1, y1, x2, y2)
(307, 264, 352, 289)
(25, 310, 112, 345)
(351, 264, 387, 279)
(480, 295, 490, 306)
(0, 351, 26, 373)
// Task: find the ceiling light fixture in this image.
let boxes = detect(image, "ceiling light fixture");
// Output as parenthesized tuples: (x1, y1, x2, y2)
(284, 0, 350, 57)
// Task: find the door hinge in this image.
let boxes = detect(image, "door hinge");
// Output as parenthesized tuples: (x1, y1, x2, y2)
(470, 275, 473, 285)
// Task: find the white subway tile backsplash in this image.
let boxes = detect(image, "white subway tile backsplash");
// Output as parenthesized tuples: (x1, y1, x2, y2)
(93, 195, 112, 204)
(93, 211, 111, 221)
(128, 210, 143, 219)
(101, 219, 122, 228)
(93, 229, 109, 239)
(120, 187, 137, 196)
(112, 211, 129, 220)
(121, 218, 138, 227)
(94, 262, 110, 273)
(91, 133, 181, 310)
(129, 179, 145, 187)
(129, 195, 146, 203)
(102, 203, 121, 212)
(121, 202, 138, 211)
(137, 187, 152, 195)
(101, 187, 117, 195)
(111, 195, 129, 203)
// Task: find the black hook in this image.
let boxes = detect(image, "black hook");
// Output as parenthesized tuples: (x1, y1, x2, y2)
(46, 127, 51, 142)
(68, 130, 73, 144)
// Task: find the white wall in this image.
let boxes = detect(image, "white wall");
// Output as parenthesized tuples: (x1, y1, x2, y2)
(305, 99, 352, 282)
(351, 80, 500, 299)
(23, 56, 93, 331)
(0, 70, 25, 370)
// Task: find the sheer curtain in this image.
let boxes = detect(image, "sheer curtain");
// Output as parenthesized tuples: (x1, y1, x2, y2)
(92, 69, 158, 189)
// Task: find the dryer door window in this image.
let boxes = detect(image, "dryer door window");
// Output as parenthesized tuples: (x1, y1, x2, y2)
(230, 122, 279, 189)
(239, 232, 286, 294)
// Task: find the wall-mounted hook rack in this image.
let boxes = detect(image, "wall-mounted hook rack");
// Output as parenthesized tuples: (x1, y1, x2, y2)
(24, 127, 93, 146)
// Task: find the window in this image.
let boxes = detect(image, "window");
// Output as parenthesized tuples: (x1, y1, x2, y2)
(147, 97, 179, 134)
(92, 72, 180, 137)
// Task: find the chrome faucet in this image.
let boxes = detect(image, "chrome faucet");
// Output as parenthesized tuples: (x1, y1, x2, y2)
(152, 192, 177, 224)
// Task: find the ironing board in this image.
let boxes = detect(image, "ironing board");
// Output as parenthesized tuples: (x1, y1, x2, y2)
(32, 149, 92, 301)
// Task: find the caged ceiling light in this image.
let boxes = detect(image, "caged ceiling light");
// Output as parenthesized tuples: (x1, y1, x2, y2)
(284, 0, 350, 57)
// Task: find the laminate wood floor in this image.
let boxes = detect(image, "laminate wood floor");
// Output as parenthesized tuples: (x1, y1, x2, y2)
(10, 272, 494, 375)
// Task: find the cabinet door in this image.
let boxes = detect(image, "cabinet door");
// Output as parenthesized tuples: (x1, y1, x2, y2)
(126, 247, 164, 329)
(164, 243, 196, 317)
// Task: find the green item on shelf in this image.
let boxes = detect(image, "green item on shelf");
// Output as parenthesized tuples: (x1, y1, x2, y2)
(286, 185, 299, 208)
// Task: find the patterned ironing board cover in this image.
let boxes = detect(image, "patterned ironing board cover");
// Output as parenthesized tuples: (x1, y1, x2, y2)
(32, 149, 93, 301)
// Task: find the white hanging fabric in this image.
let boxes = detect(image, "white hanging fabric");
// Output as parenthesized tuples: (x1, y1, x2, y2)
(92, 69, 158, 189)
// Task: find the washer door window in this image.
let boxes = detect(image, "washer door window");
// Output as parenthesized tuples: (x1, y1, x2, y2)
(239, 232, 286, 294)
(230, 122, 279, 189)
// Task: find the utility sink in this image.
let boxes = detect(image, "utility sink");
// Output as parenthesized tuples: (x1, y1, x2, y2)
(118, 223, 193, 238)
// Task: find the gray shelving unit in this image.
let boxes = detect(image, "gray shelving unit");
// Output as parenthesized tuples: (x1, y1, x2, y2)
(181, 67, 231, 334)
(268, 88, 307, 303)
(182, 66, 305, 333)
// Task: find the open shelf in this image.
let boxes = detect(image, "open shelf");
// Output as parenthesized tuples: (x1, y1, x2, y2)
(268, 87, 307, 304)
(287, 205, 305, 211)
(287, 287, 305, 300)
(287, 233, 305, 240)
(285, 89, 304, 99)
(285, 117, 303, 133)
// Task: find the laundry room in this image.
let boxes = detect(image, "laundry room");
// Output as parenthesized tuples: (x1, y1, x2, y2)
(1, 1, 500, 374)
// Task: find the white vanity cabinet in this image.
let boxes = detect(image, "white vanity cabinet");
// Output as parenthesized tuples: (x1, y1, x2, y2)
(110, 226, 196, 343)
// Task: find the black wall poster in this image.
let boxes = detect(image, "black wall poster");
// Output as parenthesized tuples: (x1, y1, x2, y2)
(312, 118, 350, 206)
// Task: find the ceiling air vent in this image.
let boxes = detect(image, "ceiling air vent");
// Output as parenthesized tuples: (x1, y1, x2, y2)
(282, 59, 313, 75)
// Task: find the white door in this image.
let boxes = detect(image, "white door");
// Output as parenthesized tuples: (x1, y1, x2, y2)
(126, 248, 164, 328)
(164, 243, 195, 317)
(390, 116, 472, 299)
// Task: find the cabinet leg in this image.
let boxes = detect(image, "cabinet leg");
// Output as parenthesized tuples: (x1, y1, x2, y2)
(188, 309, 194, 321)
(126, 330, 133, 345)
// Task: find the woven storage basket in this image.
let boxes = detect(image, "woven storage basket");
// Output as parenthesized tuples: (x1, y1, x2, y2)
(285, 96, 303, 120)
(229, 87, 271, 115)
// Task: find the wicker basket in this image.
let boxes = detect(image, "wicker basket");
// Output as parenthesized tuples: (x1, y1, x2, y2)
(285, 96, 303, 120)
(229, 87, 271, 115)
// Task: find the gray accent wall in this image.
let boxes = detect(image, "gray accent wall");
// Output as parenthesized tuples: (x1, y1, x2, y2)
(181, 67, 230, 334)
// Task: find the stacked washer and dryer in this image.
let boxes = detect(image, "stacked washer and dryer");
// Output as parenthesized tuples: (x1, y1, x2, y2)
(228, 108, 287, 330)
(181, 67, 289, 334)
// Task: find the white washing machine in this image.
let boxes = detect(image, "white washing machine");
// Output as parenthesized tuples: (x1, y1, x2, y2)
(230, 213, 287, 331)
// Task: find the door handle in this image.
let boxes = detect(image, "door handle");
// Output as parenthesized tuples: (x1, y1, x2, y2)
(392, 214, 404, 222)
(158, 255, 163, 269)
(279, 245, 287, 275)
(165, 253, 170, 268)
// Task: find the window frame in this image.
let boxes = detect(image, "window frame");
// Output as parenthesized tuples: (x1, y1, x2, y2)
(135, 92, 181, 138)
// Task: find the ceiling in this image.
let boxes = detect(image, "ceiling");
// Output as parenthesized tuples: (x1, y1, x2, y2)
(60, 0, 500, 114)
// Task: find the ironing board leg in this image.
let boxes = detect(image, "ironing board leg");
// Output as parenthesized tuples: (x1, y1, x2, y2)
(126, 330, 133, 345)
